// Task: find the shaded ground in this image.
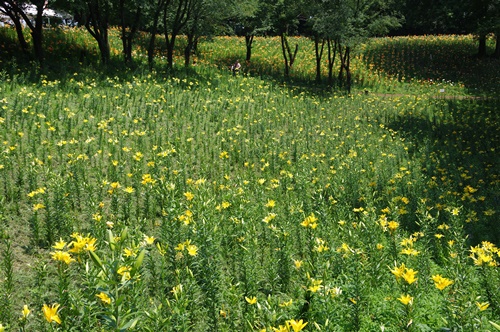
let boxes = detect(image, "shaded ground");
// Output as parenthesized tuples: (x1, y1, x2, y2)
(363, 35, 500, 96)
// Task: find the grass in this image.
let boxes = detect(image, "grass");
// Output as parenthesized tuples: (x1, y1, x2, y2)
(0, 27, 499, 331)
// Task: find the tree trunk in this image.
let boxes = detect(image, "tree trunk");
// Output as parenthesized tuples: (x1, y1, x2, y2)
(280, 33, 298, 78)
(184, 34, 196, 67)
(338, 43, 344, 87)
(314, 35, 325, 82)
(120, 0, 141, 64)
(493, 33, 500, 58)
(338, 44, 351, 93)
(245, 35, 254, 62)
(6, 0, 44, 63)
(166, 35, 176, 69)
(97, 34, 111, 64)
(85, 23, 110, 64)
(84, 1, 111, 65)
(147, 0, 166, 70)
(10, 14, 30, 56)
(280, 33, 290, 77)
(163, 0, 190, 70)
(327, 38, 337, 86)
(345, 46, 351, 94)
(478, 34, 487, 58)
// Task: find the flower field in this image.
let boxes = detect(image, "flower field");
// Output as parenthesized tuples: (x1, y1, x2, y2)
(0, 30, 499, 331)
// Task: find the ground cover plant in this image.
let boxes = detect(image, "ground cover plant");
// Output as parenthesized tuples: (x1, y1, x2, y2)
(0, 28, 499, 331)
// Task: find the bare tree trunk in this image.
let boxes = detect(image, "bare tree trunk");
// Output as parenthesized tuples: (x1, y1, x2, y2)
(184, 33, 196, 67)
(478, 33, 487, 58)
(147, 0, 165, 70)
(4, 0, 44, 64)
(84, 0, 111, 65)
(28, 1, 44, 66)
(493, 33, 500, 58)
(345, 46, 351, 94)
(327, 38, 337, 86)
(280, 33, 298, 78)
(314, 35, 325, 82)
(245, 34, 254, 62)
(163, 0, 191, 70)
(120, 0, 141, 64)
(338, 43, 344, 87)
(10, 14, 30, 55)
(338, 44, 351, 93)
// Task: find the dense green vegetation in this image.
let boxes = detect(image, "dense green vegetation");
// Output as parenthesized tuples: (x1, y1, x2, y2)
(0, 28, 499, 331)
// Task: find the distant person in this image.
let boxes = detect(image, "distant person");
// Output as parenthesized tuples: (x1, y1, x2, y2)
(231, 60, 241, 76)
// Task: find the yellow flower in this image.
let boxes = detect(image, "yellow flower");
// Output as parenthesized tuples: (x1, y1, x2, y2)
(402, 269, 418, 285)
(33, 203, 45, 211)
(301, 213, 318, 228)
(287, 319, 308, 332)
(22, 304, 31, 319)
(272, 325, 289, 332)
(279, 299, 293, 307)
(69, 234, 97, 253)
(184, 191, 194, 201)
(245, 296, 257, 305)
(307, 279, 323, 293)
(390, 263, 406, 280)
(42, 303, 61, 324)
(0, 323, 4, 332)
(143, 235, 155, 245)
(431, 275, 453, 290)
(123, 248, 136, 257)
(262, 213, 277, 223)
(387, 221, 399, 233)
(397, 294, 413, 305)
(52, 238, 67, 250)
(117, 266, 132, 280)
(186, 244, 198, 256)
(401, 248, 420, 256)
(266, 200, 276, 208)
(51, 251, 75, 265)
(476, 301, 489, 311)
(293, 259, 303, 269)
(96, 292, 111, 305)
(123, 186, 135, 194)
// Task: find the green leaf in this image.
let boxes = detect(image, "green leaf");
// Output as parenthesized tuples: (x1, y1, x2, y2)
(131, 249, 146, 277)
(108, 229, 116, 251)
(89, 250, 105, 273)
(490, 321, 500, 330)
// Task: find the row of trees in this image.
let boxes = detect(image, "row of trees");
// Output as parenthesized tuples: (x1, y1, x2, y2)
(397, 0, 500, 58)
(1, 0, 499, 86)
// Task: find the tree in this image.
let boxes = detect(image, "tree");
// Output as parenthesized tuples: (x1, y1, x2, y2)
(82, 0, 112, 64)
(313, 0, 402, 92)
(303, 0, 333, 83)
(231, 0, 264, 62)
(265, 0, 303, 78)
(144, 0, 167, 69)
(1, 0, 47, 64)
(118, 0, 143, 64)
(0, 1, 29, 55)
(469, 0, 500, 57)
(163, 0, 195, 69)
(54, 0, 113, 64)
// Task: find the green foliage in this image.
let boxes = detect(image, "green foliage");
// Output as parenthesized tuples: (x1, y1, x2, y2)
(0, 30, 498, 331)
